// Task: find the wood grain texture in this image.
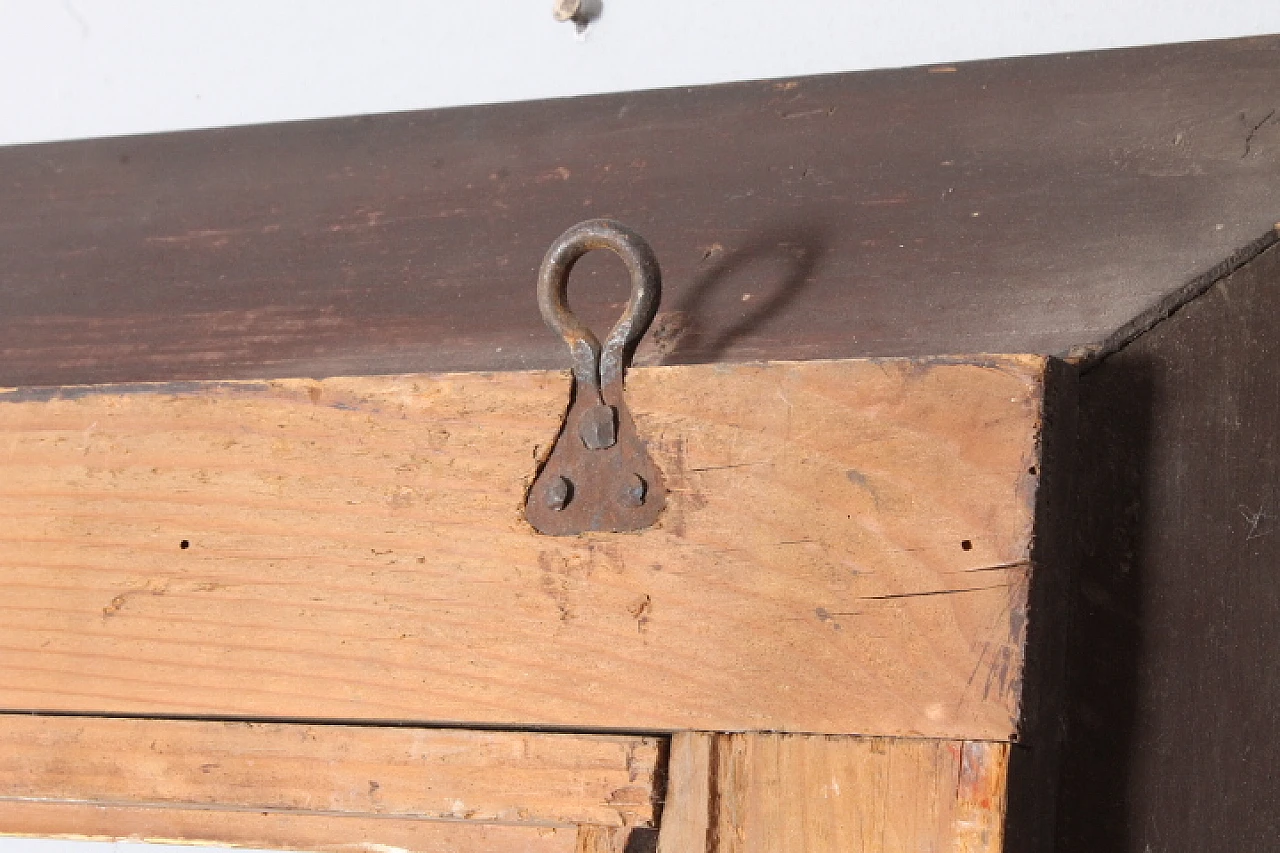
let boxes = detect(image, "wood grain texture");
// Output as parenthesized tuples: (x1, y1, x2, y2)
(0, 357, 1045, 736)
(1, 37, 1278, 387)
(574, 824, 649, 853)
(659, 734, 1007, 853)
(1055, 243, 1280, 850)
(0, 801, 577, 853)
(655, 732, 713, 853)
(0, 716, 658, 827)
(1001, 358, 1078, 853)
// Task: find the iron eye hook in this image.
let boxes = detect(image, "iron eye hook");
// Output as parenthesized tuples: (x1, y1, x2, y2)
(536, 219, 662, 396)
(526, 219, 667, 536)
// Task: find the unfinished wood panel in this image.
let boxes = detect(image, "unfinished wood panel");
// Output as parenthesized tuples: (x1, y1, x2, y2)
(575, 824, 651, 853)
(0, 357, 1043, 736)
(0, 716, 657, 827)
(656, 732, 713, 853)
(706, 735, 1008, 853)
(0, 801, 577, 853)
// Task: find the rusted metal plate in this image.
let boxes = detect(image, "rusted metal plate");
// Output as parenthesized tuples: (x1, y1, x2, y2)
(525, 220, 666, 535)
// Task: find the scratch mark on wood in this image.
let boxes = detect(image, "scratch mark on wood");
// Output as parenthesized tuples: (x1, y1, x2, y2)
(945, 561, 1028, 574)
(860, 583, 1011, 601)
(1239, 502, 1270, 541)
(1243, 108, 1277, 158)
(687, 462, 768, 473)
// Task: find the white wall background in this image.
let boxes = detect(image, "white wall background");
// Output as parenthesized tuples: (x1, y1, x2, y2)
(1, 0, 1278, 851)
(2, 0, 1280, 147)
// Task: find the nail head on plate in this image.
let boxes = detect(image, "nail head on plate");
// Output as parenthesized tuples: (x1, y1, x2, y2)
(579, 404, 618, 450)
(545, 476, 573, 511)
(620, 474, 647, 508)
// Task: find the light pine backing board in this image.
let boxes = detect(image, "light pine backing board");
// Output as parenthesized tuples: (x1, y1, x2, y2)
(656, 733, 1009, 853)
(0, 357, 1045, 737)
(0, 717, 659, 827)
(0, 801, 582, 853)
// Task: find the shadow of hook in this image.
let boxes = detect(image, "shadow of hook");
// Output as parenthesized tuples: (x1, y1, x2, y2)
(637, 221, 829, 365)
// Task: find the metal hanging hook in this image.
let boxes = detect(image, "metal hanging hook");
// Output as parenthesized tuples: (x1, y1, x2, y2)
(525, 219, 667, 536)
(536, 219, 662, 395)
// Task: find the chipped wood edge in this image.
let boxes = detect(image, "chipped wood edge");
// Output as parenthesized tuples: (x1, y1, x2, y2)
(656, 732, 713, 853)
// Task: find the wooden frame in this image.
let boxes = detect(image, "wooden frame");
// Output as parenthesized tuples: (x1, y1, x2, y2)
(1, 37, 1278, 388)
(1, 34, 1279, 853)
(0, 359, 1045, 735)
(0, 356, 1048, 851)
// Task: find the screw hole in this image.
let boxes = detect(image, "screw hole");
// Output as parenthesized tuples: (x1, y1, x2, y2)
(960, 540, 973, 551)
(180, 540, 190, 550)
(1028, 466, 1038, 476)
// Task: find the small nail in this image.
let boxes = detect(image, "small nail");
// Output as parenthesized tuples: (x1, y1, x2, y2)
(579, 404, 617, 450)
(546, 475, 573, 511)
(552, 0, 581, 21)
(620, 474, 647, 507)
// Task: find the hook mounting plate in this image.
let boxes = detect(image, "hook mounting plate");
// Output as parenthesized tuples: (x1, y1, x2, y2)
(524, 219, 667, 535)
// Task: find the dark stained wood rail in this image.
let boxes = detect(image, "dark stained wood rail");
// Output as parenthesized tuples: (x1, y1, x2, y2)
(1052, 242, 1280, 853)
(2, 36, 1279, 387)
